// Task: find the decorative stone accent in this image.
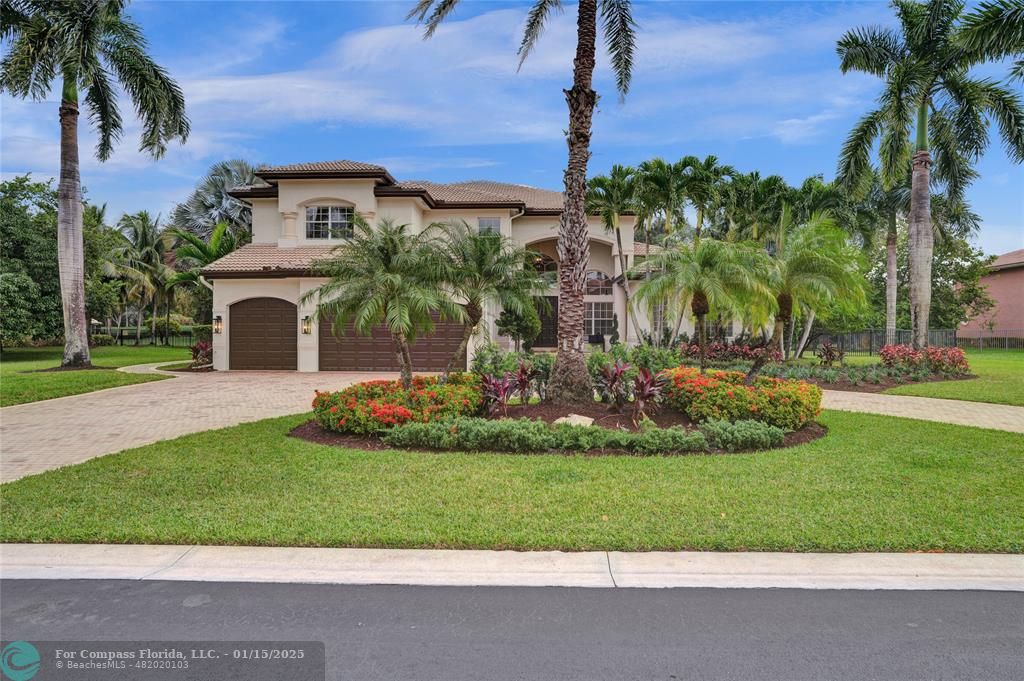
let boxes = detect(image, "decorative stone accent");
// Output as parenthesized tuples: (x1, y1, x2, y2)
(553, 414, 595, 427)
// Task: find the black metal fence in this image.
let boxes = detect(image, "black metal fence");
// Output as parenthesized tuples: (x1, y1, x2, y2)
(96, 327, 198, 347)
(815, 328, 1024, 355)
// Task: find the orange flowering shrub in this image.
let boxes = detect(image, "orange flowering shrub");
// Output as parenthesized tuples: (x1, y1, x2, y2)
(312, 374, 482, 434)
(663, 367, 821, 431)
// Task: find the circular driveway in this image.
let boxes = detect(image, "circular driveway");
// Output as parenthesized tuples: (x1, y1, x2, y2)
(0, 366, 394, 482)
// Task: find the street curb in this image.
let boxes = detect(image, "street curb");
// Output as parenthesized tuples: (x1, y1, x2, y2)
(2, 544, 1022, 590)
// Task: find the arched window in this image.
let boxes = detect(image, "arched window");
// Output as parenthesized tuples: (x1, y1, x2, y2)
(533, 253, 558, 274)
(585, 270, 613, 295)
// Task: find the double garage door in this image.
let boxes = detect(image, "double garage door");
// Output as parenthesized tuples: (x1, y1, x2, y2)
(228, 297, 465, 371)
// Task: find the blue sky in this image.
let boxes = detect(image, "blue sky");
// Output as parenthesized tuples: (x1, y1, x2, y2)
(2, 0, 1021, 254)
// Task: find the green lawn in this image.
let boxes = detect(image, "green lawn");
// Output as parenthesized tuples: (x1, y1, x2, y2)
(2, 410, 1021, 552)
(0, 345, 190, 406)
(884, 350, 1024, 406)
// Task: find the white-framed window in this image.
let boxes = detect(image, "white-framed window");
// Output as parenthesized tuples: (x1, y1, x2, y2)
(306, 206, 354, 239)
(585, 302, 614, 336)
(478, 217, 501, 234)
(585, 270, 613, 296)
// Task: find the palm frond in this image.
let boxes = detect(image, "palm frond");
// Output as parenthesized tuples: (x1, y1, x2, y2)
(517, 0, 563, 69)
(837, 109, 883, 192)
(83, 64, 122, 161)
(957, 0, 1024, 66)
(978, 79, 1024, 163)
(599, 0, 636, 98)
(836, 25, 904, 75)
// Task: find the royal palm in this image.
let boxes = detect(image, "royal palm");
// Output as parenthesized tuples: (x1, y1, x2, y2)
(1, 0, 189, 366)
(409, 0, 637, 404)
(836, 0, 1024, 348)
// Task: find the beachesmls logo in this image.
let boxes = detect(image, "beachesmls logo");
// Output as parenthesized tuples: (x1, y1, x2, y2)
(1, 641, 40, 681)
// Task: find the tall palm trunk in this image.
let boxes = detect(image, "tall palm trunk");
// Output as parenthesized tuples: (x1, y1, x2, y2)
(134, 304, 143, 345)
(57, 78, 91, 367)
(392, 333, 413, 389)
(908, 102, 933, 350)
(150, 298, 158, 342)
(796, 308, 815, 357)
(694, 207, 703, 245)
(446, 301, 481, 377)
(548, 0, 597, 405)
(885, 212, 898, 346)
(691, 291, 709, 374)
(611, 215, 643, 341)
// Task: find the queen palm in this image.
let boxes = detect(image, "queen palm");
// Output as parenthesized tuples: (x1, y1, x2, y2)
(107, 211, 174, 344)
(171, 160, 259, 241)
(634, 239, 773, 374)
(681, 155, 735, 244)
(171, 221, 239, 324)
(586, 165, 644, 340)
(409, 0, 637, 404)
(427, 220, 549, 376)
(836, 0, 1024, 349)
(301, 217, 460, 389)
(1, 0, 189, 367)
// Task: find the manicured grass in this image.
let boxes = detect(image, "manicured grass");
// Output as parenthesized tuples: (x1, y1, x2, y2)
(884, 350, 1024, 406)
(2, 410, 1021, 552)
(0, 345, 189, 406)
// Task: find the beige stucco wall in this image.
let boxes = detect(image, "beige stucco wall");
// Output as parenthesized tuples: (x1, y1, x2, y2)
(250, 199, 281, 244)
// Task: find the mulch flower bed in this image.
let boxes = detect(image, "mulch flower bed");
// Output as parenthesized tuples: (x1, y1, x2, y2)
(288, 406, 828, 456)
(800, 373, 976, 394)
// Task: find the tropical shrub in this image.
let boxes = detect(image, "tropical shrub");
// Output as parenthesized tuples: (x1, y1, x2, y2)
(512, 360, 540, 404)
(595, 359, 632, 411)
(471, 343, 554, 400)
(699, 419, 786, 452)
(663, 367, 821, 430)
(815, 341, 845, 367)
(191, 324, 212, 342)
(879, 344, 969, 375)
(313, 374, 482, 434)
(89, 333, 115, 346)
(632, 367, 667, 425)
(381, 416, 708, 455)
(679, 341, 782, 364)
(190, 341, 212, 367)
(481, 373, 515, 417)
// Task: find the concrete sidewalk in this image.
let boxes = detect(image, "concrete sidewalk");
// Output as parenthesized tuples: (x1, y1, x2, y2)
(2, 544, 1021, 591)
(821, 389, 1024, 433)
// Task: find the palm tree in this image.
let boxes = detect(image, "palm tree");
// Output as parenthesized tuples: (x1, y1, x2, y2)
(409, 0, 637, 404)
(636, 158, 688, 238)
(108, 211, 174, 344)
(836, 0, 1024, 348)
(428, 220, 549, 376)
(171, 221, 239, 324)
(723, 171, 790, 242)
(765, 209, 865, 357)
(586, 165, 644, 340)
(681, 155, 735, 244)
(171, 160, 259, 241)
(634, 239, 774, 373)
(1, 0, 189, 367)
(301, 217, 460, 389)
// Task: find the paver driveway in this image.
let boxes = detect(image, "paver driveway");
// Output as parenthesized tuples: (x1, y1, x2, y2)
(0, 366, 393, 482)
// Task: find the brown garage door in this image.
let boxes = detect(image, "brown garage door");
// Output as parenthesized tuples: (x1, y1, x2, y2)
(229, 297, 297, 370)
(319, 315, 466, 371)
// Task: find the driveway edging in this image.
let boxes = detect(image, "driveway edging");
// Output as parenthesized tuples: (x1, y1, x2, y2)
(2, 544, 1021, 591)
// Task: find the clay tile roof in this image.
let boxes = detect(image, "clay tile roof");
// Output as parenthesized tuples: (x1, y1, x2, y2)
(201, 244, 336, 277)
(991, 248, 1024, 271)
(449, 181, 565, 211)
(258, 160, 387, 174)
(394, 180, 524, 205)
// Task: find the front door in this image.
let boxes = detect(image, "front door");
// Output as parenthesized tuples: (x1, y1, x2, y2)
(535, 296, 558, 348)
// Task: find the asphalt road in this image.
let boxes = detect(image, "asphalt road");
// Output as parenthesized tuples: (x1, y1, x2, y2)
(2, 580, 1022, 681)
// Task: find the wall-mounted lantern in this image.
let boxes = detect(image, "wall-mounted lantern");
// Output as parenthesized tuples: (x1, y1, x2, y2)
(213, 316, 224, 334)
(301, 315, 312, 335)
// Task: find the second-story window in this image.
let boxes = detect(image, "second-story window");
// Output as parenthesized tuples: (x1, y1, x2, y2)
(306, 206, 354, 239)
(478, 217, 501, 234)
(585, 270, 613, 295)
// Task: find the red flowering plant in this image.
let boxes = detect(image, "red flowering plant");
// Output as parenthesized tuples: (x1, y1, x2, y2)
(879, 344, 969, 375)
(312, 373, 482, 434)
(663, 367, 821, 431)
(679, 341, 782, 364)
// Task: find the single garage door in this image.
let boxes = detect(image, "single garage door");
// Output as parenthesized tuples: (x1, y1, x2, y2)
(319, 315, 466, 371)
(229, 297, 298, 370)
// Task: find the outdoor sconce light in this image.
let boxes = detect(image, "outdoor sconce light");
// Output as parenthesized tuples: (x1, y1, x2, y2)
(301, 316, 312, 335)
(213, 316, 223, 334)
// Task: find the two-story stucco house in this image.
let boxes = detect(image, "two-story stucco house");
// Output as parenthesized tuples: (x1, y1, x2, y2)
(202, 160, 681, 372)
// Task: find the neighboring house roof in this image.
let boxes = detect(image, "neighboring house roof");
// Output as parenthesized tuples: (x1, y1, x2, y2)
(227, 159, 631, 215)
(202, 244, 335, 278)
(989, 248, 1024, 272)
(203, 241, 657, 279)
